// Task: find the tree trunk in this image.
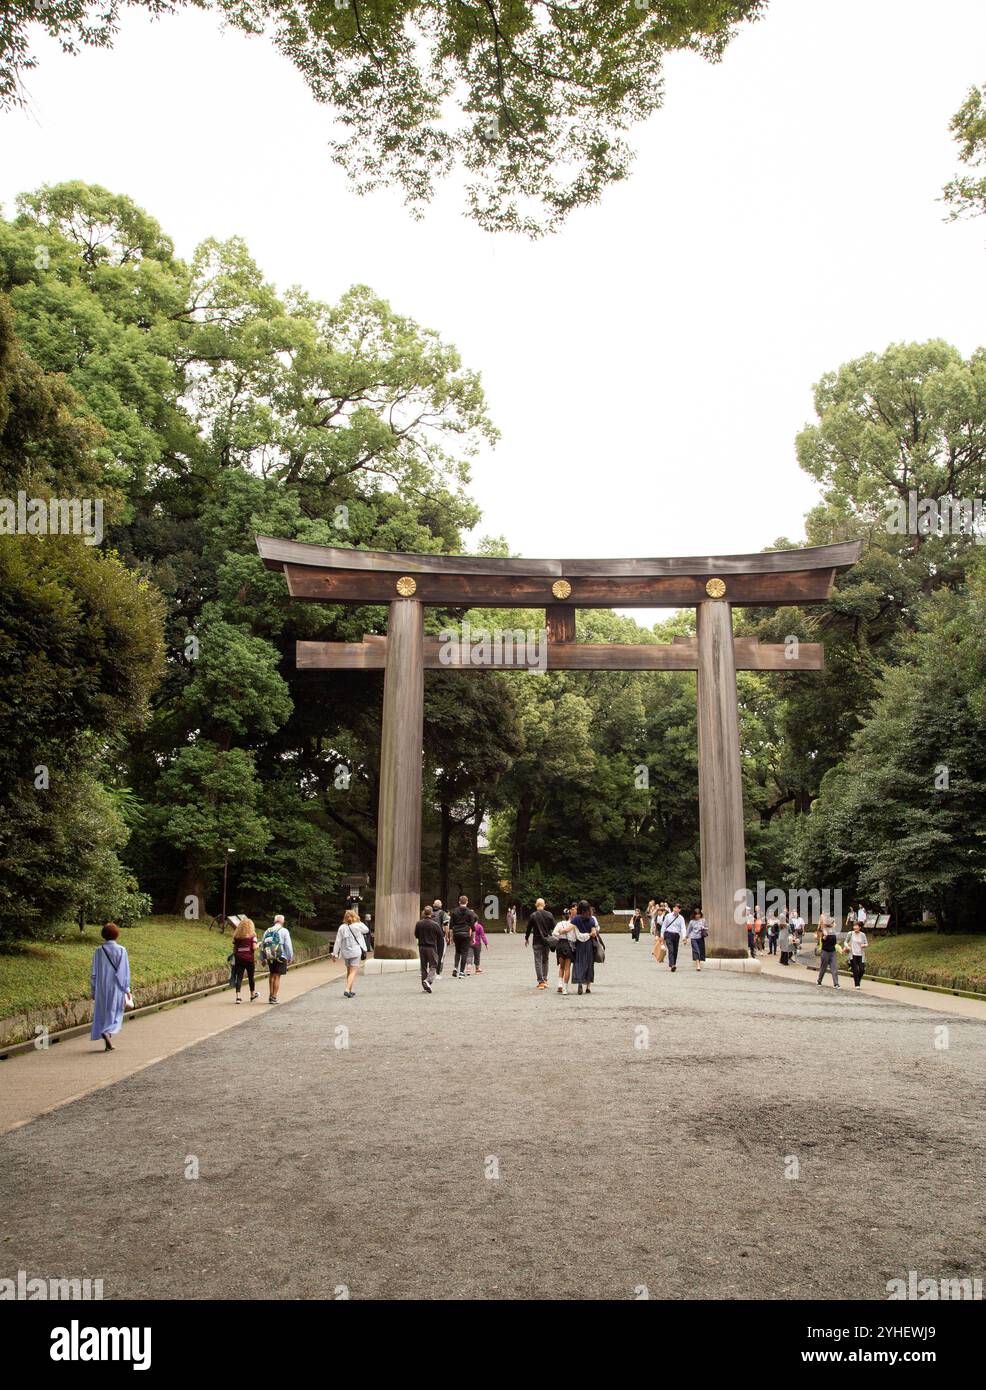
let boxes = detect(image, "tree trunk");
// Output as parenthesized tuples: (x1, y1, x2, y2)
(174, 860, 209, 919)
(471, 799, 483, 905)
(513, 790, 534, 880)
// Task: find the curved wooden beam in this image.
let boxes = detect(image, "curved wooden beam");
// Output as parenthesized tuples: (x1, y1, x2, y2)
(257, 535, 862, 579)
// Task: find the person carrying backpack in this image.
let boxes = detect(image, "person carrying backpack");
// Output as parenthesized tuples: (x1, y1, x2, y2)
(449, 895, 477, 978)
(261, 914, 294, 1003)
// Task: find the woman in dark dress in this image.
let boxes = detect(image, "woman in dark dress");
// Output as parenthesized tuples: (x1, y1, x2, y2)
(571, 898, 598, 995)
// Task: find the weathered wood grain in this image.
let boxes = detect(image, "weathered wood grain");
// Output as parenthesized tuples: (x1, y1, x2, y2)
(546, 605, 576, 643)
(696, 600, 748, 957)
(296, 637, 825, 672)
(257, 534, 862, 578)
(373, 600, 423, 959)
(282, 565, 840, 608)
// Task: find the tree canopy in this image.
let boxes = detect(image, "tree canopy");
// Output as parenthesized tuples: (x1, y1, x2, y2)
(944, 79, 986, 223)
(1, 1, 766, 233)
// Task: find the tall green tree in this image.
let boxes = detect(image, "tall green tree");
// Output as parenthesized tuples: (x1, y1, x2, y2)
(793, 569, 986, 930)
(2, 182, 499, 923)
(0, 291, 165, 939)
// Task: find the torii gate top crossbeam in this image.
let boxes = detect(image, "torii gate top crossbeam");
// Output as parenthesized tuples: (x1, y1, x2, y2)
(256, 537, 862, 608)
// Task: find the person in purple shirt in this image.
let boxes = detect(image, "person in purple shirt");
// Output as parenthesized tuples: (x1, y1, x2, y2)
(91, 922, 131, 1051)
(470, 917, 490, 974)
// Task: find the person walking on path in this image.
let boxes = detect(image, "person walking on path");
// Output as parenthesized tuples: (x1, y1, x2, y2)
(847, 919, 868, 989)
(91, 923, 131, 1051)
(571, 899, 599, 995)
(525, 898, 556, 990)
(630, 908, 643, 942)
(790, 913, 805, 960)
(332, 909, 367, 998)
(232, 916, 260, 1003)
(414, 906, 443, 993)
(777, 918, 792, 965)
(432, 899, 448, 979)
(685, 908, 706, 971)
(661, 903, 686, 972)
(646, 900, 658, 937)
(815, 915, 841, 989)
(746, 908, 757, 960)
(767, 917, 779, 955)
(506, 904, 517, 934)
(651, 904, 667, 964)
(449, 896, 477, 979)
(262, 914, 294, 1003)
(554, 905, 578, 993)
(470, 916, 490, 973)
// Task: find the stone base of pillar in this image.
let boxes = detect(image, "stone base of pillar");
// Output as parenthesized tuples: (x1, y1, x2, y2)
(361, 956, 420, 975)
(370, 943, 418, 961)
(699, 958, 762, 974)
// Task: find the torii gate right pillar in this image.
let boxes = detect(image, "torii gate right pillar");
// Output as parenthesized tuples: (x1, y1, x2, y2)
(696, 598, 747, 957)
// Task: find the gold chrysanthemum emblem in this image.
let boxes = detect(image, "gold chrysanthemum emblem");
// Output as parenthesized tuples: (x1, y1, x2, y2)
(551, 579, 572, 600)
(705, 577, 727, 599)
(395, 576, 417, 596)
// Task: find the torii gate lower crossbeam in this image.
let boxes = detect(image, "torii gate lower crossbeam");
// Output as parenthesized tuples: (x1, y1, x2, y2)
(257, 537, 862, 959)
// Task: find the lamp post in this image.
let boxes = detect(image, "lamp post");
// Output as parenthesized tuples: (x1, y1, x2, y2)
(221, 847, 234, 933)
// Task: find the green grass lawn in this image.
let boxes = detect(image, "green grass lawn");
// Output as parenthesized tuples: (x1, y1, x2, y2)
(0, 916, 327, 1022)
(853, 933, 986, 995)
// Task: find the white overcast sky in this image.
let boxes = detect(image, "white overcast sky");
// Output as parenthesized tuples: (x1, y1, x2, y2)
(3, 0, 986, 617)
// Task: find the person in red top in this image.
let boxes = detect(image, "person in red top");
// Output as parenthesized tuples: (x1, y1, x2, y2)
(231, 916, 259, 1003)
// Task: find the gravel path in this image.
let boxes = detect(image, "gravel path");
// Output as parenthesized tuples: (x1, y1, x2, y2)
(2, 935, 983, 1300)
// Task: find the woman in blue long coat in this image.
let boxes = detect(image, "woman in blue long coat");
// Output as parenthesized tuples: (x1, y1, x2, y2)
(571, 899, 599, 995)
(91, 922, 131, 1050)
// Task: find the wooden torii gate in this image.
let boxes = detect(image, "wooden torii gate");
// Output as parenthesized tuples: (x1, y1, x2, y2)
(257, 536, 861, 958)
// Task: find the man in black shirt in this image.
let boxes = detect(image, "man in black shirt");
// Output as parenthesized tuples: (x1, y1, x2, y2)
(449, 895, 477, 978)
(525, 897, 556, 990)
(414, 906, 443, 993)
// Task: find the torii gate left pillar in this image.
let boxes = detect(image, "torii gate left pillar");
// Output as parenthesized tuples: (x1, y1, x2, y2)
(375, 598, 424, 957)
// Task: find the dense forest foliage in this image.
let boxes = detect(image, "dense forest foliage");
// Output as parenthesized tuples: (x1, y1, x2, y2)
(2, 179, 986, 940)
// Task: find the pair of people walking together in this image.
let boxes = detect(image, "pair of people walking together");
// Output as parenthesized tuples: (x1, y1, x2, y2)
(525, 898, 601, 995)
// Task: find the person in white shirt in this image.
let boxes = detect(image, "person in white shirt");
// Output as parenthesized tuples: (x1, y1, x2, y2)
(332, 909, 368, 998)
(790, 914, 805, 958)
(660, 903, 686, 972)
(856, 903, 868, 928)
(261, 914, 294, 1003)
(847, 920, 868, 989)
(685, 908, 707, 971)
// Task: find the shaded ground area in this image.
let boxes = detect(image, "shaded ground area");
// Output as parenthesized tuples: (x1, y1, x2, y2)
(2, 937, 984, 1300)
